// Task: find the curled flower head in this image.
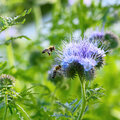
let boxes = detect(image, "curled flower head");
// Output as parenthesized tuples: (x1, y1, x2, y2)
(89, 31, 104, 41)
(89, 30, 119, 49)
(0, 74, 15, 89)
(56, 36, 107, 80)
(0, 74, 16, 102)
(104, 32, 119, 49)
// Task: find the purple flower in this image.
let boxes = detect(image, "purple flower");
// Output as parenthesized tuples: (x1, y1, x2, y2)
(89, 31, 104, 41)
(56, 36, 107, 79)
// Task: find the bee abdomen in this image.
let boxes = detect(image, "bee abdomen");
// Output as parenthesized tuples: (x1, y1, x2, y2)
(52, 70, 57, 79)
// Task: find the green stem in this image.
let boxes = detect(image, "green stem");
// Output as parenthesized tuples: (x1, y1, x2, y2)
(3, 105, 7, 120)
(5, 31, 14, 67)
(6, 44, 14, 67)
(33, 4, 42, 35)
(3, 94, 8, 120)
(77, 79, 86, 120)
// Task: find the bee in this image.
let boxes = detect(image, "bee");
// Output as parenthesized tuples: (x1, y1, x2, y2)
(52, 65, 61, 79)
(42, 46, 55, 56)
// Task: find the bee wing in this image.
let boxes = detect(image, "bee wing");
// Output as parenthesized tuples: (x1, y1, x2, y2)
(42, 49, 48, 53)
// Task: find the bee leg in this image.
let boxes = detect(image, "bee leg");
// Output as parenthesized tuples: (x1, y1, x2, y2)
(47, 51, 51, 56)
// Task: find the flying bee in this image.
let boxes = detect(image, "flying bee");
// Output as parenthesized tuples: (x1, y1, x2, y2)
(42, 46, 55, 56)
(52, 65, 61, 79)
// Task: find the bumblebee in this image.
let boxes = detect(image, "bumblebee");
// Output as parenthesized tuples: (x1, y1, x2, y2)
(42, 46, 55, 56)
(52, 65, 61, 79)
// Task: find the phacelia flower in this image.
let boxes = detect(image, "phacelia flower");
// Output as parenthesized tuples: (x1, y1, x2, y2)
(0, 74, 16, 103)
(89, 31, 104, 42)
(56, 36, 107, 80)
(0, 74, 15, 89)
(89, 30, 119, 49)
(104, 32, 119, 49)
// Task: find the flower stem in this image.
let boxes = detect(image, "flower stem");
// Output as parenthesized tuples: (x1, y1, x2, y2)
(77, 78, 86, 120)
(3, 94, 8, 120)
(5, 31, 15, 67)
(3, 105, 7, 120)
(33, 4, 42, 35)
(6, 43, 14, 67)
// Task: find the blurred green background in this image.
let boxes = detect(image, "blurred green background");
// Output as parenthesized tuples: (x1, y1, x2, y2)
(0, 0, 120, 120)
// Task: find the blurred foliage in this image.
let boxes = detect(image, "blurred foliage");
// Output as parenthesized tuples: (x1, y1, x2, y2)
(0, 0, 120, 120)
(0, 9, 31, 32)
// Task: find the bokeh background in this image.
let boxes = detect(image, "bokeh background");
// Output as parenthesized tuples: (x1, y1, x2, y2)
(0, 0, 120, 120)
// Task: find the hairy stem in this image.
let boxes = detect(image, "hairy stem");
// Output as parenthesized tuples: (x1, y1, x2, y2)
(77, 79, 86, 120)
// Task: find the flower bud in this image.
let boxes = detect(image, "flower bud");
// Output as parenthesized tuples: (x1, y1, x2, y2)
(0, 74, 15, 90)
(104, 32, 119, 49)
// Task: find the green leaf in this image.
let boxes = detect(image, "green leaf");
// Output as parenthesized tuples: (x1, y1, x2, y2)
(72, 99, 82, 114)
(5, 35, 31, 45)
(0, 102, 5, 109)
(56, 101, 70, 110)
(14, 9, 32, 20)
(86, 85, 104, 102)
(69, 98, 78, 106)
(16, 103, 31, 120)
(0, 9, 31, 32)
(52, 113, 72, 118)
(0, 61, 7, 70)
(8, 105, 13, 114)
